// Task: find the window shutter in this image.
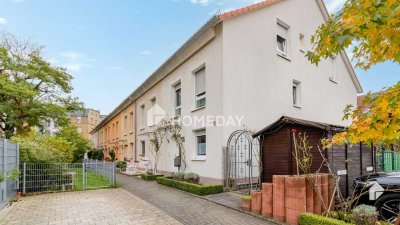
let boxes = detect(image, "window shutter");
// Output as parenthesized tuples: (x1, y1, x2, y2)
(195, 67, 206, 96)
(277, 23, 287, 39)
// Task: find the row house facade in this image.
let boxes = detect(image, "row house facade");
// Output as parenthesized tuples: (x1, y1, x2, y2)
(91, 0, 363, 184)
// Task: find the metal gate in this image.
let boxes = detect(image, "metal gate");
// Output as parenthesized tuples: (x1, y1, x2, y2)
(225, 130, 261, 192)
(20, 160, 116, 194)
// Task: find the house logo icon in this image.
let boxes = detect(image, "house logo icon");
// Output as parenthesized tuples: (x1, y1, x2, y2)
(147, 104, 167, 127)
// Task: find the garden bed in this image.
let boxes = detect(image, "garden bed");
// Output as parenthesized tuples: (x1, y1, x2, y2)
(141, 173, 164, 181)
(156, 176, 223, 196)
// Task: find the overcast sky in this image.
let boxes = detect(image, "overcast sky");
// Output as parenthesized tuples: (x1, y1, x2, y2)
(1, 0, 399, 114)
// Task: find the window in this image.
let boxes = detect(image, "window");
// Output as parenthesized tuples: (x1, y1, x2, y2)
(196, 132, 206, 156)
(299, 33, 305, 52)
(277, 22, 289, 56)
(140, 104, 145, 129)
(329, 57, 337, 82)
(130, 112, 134, 132)
(195, 67, 206, 108)
(293, 81, 301, 107)
(174, 83, 182, 117)
(77, 127, 82, 133)
(76, 117, 81, 123)
(141, 141, 145, 157)
(124, 116, 128, 134)
(149, 98, 156, 126)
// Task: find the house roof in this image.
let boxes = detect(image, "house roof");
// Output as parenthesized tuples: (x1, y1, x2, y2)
(91, 0, 363, 134)
(218, 0, 282, 20)
(252, 116, 344, 137)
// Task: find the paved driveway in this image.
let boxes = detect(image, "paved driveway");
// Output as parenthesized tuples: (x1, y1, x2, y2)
(118, 174, 274, 225)
(0, 188, 181, 225)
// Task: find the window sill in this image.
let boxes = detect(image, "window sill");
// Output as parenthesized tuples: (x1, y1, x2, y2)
(192, 156, 206, 161)
(191, 106, 206, 113)
(129, 132, 134, 135)
(293, 104, 302, 109)
(329, 78, 338, 84)
(139, 128, 145, 131)
(277, 53, 291, 61)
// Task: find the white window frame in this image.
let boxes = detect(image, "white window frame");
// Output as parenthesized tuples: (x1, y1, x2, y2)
(76, 117, 81, 123)
(277, 19, 290, 57)
(292, 80, 301, 107)
(149, 98, 156, 127)
(194, 66, 206, 109)
(174, 83, 182, 117)
(140, 140, 145, 157)
(193, 129, 206, 160)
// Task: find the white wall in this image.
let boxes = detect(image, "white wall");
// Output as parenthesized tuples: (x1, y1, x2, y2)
(133, 0, 359, 183)
(135, 25, 225, 182)
(221, 0, 358, 144)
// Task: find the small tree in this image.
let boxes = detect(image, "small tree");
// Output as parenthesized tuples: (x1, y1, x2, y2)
(0, 32, 83, 138)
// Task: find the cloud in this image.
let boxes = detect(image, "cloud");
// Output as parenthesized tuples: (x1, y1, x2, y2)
(60, 51, 85, 60)
(325, 0, 346, 13)
(190, 0, 210, 6)
(140, 51, 152, 56)
(61, 63, 92, 72)
(0, 17, 7, 25)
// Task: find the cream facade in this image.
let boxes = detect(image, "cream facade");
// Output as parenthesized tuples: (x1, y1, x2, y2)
(69, 108, 101, 142)
(91, 0, 362, 184)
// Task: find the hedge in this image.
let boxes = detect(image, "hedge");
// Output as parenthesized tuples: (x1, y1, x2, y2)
(156, 176, 223, 196)
(299, 213, 353, 225)
(141, 173, 164, 181)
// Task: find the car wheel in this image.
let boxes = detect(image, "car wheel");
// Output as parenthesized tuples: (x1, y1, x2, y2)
(375, 193, 400, 223)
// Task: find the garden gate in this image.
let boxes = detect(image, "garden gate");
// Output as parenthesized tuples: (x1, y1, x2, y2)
(225, 130, 261, 192)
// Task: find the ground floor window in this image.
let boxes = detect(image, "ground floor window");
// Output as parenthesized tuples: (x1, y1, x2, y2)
(141, 141, 145, 157)
(196, 130, 206, 156)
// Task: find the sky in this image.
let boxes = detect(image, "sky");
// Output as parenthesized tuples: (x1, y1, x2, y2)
(0, 0, 399, 115)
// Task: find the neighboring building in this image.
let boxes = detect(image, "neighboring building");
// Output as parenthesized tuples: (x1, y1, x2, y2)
(91, 0, 362, 184)
(69, 108, 101, 141)
(39, 119, 60, 135)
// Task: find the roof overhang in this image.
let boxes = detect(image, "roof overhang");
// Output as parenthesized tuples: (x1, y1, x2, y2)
(253, 116, 344, 137)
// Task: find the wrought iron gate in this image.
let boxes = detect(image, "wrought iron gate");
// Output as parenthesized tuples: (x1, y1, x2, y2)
(225, 130, 261, 192)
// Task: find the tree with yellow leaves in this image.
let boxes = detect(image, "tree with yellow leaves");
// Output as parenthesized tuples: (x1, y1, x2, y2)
(308, 0, 400, 146)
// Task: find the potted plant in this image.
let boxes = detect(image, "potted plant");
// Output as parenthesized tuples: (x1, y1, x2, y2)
(242, 194, 252, 211)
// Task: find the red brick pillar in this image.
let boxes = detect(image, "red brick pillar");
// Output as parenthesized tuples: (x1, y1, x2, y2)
(320, 174, 329, 213)
(261, 183, 273, 218)
(251, 190, 262, 214)
(305, 175, 315, 213)
(273, 175, 286, 222)
(313, 175, 322, 214)
(285, 176, 306, 225)
(328, 174, 336, 211)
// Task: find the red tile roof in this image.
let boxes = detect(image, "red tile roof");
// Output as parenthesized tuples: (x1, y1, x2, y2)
(218, 0, 283, 20)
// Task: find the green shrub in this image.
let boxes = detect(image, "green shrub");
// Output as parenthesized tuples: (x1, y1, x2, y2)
(351, 205, 377, 225)
(243, 194, 252, 200)
(299, 213, 352, 225)
(156, 176, 223, 196)
(174, 171, 185, 180)
(184, 172, 200, 184)
(116, 161, 127, 170)
(141, 173, 163, 181)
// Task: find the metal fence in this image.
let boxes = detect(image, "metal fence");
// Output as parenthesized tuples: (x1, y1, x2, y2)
(377, 151, 400, 172)
(0, 139, 19, 210)
(20, 160, 115, 194)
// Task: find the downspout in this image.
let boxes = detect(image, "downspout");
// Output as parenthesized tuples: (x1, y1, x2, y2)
(134, 101, 137, 162)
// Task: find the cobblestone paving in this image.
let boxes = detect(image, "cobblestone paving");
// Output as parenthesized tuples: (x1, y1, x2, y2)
(0, 188, 181, 225)
(118, 174, 274, 225)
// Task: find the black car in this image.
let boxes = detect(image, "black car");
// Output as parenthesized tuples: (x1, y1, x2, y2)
(354, 172, 400, 223)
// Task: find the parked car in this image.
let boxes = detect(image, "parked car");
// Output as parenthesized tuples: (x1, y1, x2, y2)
(354, 172, 400, 223)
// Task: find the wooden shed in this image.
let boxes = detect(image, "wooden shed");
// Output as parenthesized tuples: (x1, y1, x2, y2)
(253, 116, 374, 196)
